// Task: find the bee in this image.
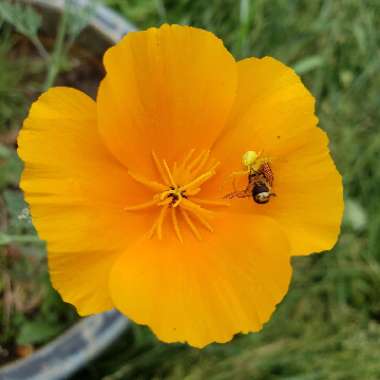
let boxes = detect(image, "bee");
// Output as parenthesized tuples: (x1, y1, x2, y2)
(249, 163, 274, 204)
(224, 151, 275, 204)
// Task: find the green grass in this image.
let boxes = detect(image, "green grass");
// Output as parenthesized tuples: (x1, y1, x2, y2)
(1, 0, 380, 378)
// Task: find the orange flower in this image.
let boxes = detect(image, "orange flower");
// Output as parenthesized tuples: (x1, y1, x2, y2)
(17, 24, 343, 348)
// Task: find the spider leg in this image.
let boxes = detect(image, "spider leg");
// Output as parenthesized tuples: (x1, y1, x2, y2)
(223, 188, 251, 199)
(221, 169, 249, 193)
(229, 170, 249, 192)
(224, 179, 254, 199)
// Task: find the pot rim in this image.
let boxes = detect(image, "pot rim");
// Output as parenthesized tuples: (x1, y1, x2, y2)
(24, 0, 137, 42)
(0, 311, 129, 380)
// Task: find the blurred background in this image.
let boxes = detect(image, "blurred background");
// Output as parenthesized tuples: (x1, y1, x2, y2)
(1, 0, 380, 379)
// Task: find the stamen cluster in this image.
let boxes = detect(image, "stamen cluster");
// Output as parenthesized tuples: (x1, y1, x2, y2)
(124, 150, 229, 242)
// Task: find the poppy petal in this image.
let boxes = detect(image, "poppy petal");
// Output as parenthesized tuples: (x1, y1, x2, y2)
(109, 214, 291, 348)
(18, 87, 148, 314)
(211, 57, 343, 256)
(97, 24, 237, 177)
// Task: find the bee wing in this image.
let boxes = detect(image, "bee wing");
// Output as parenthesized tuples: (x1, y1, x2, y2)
(260, 163, 274, 186)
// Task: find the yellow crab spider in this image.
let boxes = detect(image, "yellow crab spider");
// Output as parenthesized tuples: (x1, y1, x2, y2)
(228, 150, 270, 192)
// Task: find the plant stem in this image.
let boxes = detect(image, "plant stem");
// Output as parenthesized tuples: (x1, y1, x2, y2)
(43, 4, 68, 90)
(30, 35, 49, 60)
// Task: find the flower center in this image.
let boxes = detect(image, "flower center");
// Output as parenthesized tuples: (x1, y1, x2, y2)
(124, 150, 229, 242)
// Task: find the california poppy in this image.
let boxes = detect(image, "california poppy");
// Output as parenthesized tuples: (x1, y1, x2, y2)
(18, 24, 343, 348)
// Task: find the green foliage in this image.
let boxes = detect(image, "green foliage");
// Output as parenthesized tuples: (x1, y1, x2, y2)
(0, 1, 48, 60)
(0, 32, 26, 132)
(0, 150, 22, 192)
(16, 280, 77, 345)
(65, 0, 97, 42)
(0, 262, 77, 349)
(42, 0, 96, 89)
(0, 1, 42, 42)
(0, 0, 95, 90)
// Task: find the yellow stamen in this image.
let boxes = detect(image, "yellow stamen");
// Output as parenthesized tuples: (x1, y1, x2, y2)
(171, 207, 183, 243)
(162, 159, 176, 187)
(159, 188, 183, 207)
(124, 198, 159, 211)
(179, 169, 216, 192)
(190, 150, 210, 177)
(157, 197, 172, 207)
(159, 189, 173, 201)
(172, 161, 178, 177)
(180, 198, 215, 218)
(128, 170, 167, 192)
(147, 219, 158, 239)
(156, 203, 168, 240)
(152, 150, 169, 185)
(187, 150, 207, 172)
(207, 160, 221, 172)
(180, 149, 196, 170)
(125, 150, 228, 242)
(186, 187, 201, 196)
(186, 208, 214, 232)
(180, 208, 202, 241)
(172, 193, 183, 208)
